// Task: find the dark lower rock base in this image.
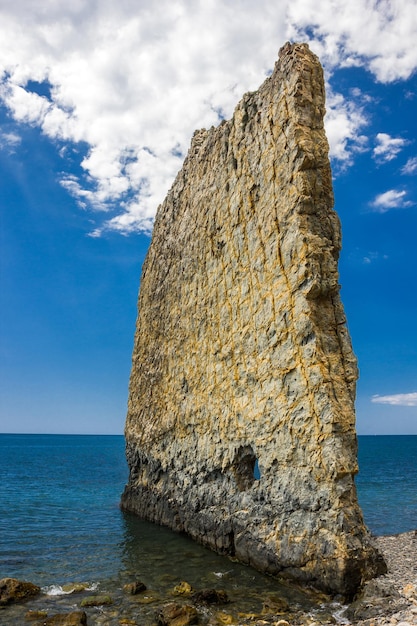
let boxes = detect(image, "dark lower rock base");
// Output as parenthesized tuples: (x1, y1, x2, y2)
(121, 480, 386, 600)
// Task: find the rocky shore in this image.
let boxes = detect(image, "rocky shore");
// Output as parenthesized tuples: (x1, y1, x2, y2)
(1, 530, 416, 626)
(347, 530, 417, 626)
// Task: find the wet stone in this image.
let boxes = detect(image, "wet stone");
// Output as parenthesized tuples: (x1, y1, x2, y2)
(123, 581, 147, 595)
(192, 589, 229, 605)
(157, 602, 199, 626)
(41, 611, 88, 625)
(61, 583, 92, 594)
(215, 611, 235, 624)
(172, 582, 193, 596)
(0, 577, 41, 605)
(80, 594, 113, 607)
(261, 596, 289, 614)
(25, 609, 48, 620)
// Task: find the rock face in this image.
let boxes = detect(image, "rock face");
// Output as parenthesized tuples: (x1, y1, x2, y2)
(121, 42, 385, 597)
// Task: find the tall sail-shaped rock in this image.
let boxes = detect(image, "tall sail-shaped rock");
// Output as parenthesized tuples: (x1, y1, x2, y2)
(121, 42, 385, 597)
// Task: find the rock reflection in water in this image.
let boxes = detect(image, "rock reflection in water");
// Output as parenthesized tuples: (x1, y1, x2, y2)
(0, 512, 330, 625)
(119, 511, 318, 615)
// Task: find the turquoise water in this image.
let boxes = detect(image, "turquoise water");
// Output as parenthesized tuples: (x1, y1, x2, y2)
(0, 433, 320, 622)
(0, 434, 127, 585)
(0, 433, 416, 615)
(356, 434, 417, 535)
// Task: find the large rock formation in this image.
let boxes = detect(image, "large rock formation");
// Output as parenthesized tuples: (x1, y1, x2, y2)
(121, 42, 385, 597)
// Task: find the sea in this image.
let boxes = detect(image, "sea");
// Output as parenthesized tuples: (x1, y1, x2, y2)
(0, 434, 416, 624)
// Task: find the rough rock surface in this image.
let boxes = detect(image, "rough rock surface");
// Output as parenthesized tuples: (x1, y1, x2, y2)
(157, 603, 199, 626)
(121, 42, 385, 597)
(0, 577, 40, 605)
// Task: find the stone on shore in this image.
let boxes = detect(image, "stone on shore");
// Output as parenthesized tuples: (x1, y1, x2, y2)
(157, 602, 199, 626)
(261, 596, 289, 614)
(192, 589, 229, 605)
(123, 580, 147, 595)
(345, 576, 410, 621)
(61, 583, 91, 594)
(38, 611, 88, 625)
(0, 577, 40, 605)
(172, 582, 193, 596)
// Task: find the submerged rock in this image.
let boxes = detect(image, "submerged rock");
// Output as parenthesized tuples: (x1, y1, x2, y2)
(0, 577, 40, 605)
(216, 611, 235, 625)
(61, 582, 91, 594)
(122, 41, 385, 597)
(192, 589, 229, 605)
(157, 602, 199, 626)
(24, 609, 48, 620)
(123, 580, 147, 595)
(79, 594, 113, 607)
(172, 582, 193, 596)
(39, 611, 88, 625)
(261, 595, 289, 614)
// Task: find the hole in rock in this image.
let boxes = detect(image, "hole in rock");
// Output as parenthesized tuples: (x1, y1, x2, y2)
(253, 458, 261, 480)
(232, 445, 260, 491)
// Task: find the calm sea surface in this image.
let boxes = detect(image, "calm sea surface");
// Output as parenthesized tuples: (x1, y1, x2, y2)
(0, 434, 416, 622)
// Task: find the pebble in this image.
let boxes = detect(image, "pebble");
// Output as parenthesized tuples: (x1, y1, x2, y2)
(328, 530, 417, 626)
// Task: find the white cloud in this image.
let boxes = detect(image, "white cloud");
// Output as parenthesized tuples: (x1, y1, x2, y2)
(0, 0, 416, 234)
(325, 90, 368, 167)
(372, 393, 417, 407)
(287, 0, 417, 82)
(0, 130, 21, 150)
(373, 133, 409, 163)
(370, 189, 414, 213)
(402, 156, 417, 175)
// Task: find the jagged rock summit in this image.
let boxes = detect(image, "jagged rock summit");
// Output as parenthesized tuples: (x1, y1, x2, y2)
(121, 42, 385, 597)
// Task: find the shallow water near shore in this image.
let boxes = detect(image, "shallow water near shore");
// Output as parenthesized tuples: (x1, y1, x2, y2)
(1, 434, 416, 624)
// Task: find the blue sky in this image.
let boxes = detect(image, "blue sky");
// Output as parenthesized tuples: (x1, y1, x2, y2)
(0, 0, 416, 435)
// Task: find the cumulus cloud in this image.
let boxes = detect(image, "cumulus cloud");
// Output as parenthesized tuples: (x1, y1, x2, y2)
(370, 189, 414, 212)
(325, 90, 368, 167)
(372, 393, 417, 407)
(0, 0, 416, 234)
(287, 0, 417, 82)
(373, 133, 409, 163)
